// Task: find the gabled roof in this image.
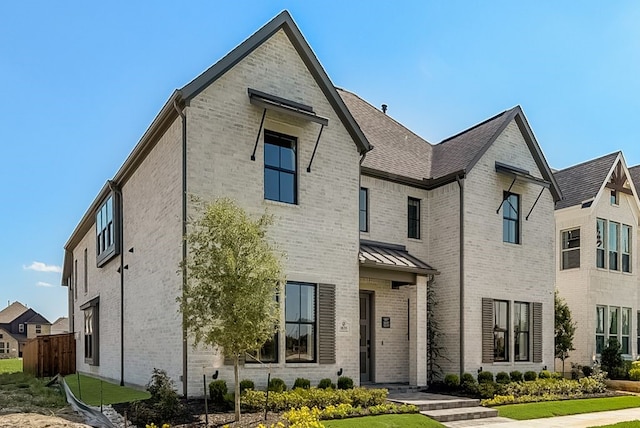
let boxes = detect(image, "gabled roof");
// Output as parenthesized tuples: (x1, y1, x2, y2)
(554, 152, 620, 210)
(0, 302, 28, 324)
(24, 312, 51, 325)
(338, 88, 432, 180)
(628, 165, 640, 196)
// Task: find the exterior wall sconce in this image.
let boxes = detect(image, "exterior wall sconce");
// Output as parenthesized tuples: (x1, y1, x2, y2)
(337, 368, 343, 376)
(212, 370, 219, 380)
(477, 367, 483, 373)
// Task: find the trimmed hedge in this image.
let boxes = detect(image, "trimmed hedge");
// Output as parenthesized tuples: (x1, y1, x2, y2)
(242, 387, 388, 412)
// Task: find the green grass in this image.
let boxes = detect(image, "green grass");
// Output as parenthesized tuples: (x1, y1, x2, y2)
(497, 396, 640, 420)
(590, 422, 640, 428)
(323, 414, 445, 427)
(0, 371, 67, 411)
(0, 358, 23, 373)
(64, 373, 150, 406)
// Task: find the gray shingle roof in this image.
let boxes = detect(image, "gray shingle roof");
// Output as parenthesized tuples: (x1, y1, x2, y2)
(0, 302, 28, 324)
(628, 165, 640, 196)
(553, 152, 620, 210)
(337, 88, 433, 180)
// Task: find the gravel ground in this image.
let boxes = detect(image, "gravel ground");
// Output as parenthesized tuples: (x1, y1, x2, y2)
(0, 413, 92, 428)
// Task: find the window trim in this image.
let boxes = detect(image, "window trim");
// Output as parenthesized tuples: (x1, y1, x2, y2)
(514, 302, 530, 362)
(609, 221, 620, 271)
(597, 218, 607, 269)
(502, 192, 520, 244)
(493, 300, 509, 362)
(264, 130, 298, 205)
(561, 227, 580, 270)
(622, 307, 631, 355)
(285, 282, 317, 363)
(408, 197, 421, 239)
(596, 305, 606, 355)
(96, 194, 120, 267)
(622, 224, 632, 273)
(359, 187, 369, 233)
(81, 297, 100, 366)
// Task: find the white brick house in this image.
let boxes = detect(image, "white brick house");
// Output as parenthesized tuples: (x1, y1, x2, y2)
(554, 152, 640, 370)
(61, 11, 561, 396)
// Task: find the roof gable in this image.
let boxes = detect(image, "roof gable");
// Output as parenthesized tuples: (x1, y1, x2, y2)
(0, 302, 28, 324)
(179, 10, 370, 155)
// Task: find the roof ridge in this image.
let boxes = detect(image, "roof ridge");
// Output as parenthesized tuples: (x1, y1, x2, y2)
(436, 107, 516, 146)
(336, 88, 432, 146)
(554, 151, 620, 174)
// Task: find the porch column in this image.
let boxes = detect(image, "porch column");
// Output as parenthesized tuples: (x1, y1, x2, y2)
(409, 275, 428, 386)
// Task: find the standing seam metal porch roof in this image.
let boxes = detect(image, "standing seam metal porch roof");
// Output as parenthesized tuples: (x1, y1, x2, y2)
(359, 240, 437, 274)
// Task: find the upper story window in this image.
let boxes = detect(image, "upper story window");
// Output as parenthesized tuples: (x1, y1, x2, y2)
(561, 228, 580, 270)
(35, 325, 41, 334)
(96, 194, 120, 267)
(408, 197, 421, 239)
(18, 324, 24, 333)
(359, 188, 368, 232)
(609, 221, 620, 271)
(597, 218, 632, 272)
(611, 190, 619, 205)
(622, 225, 632, 273)
(264, 130, 297, 204)
(502, 192, 520, 244)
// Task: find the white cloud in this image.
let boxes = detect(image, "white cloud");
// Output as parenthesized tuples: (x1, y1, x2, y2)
(24, 261, 62, 273)
(36, 281, 53, 287)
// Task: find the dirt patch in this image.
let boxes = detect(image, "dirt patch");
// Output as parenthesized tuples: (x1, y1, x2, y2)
(0, 413, 91, 428)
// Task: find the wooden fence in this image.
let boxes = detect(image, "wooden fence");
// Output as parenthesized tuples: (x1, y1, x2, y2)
(23, 333, 75, 377)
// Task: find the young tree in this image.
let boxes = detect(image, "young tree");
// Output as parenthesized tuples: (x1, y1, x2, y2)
(555, 291, 576, 374)
(178, 198, 283, 421)
(426, 278, 446, 384)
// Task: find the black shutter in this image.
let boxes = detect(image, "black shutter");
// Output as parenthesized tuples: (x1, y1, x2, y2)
(533, 302, 543, 363)
(318, 283, 336, 364)
(482, 298, 494, 363)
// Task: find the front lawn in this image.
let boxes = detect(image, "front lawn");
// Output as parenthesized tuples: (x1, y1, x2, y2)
(0, 358, 22, 373)
(64, 373, 150, 406)
(323, 414, 444, 427)
(590, 422, 640, 428)
(497, 396, 640, 420)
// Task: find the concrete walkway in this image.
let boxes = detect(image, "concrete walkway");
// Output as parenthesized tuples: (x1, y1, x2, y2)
(443, 407, 640, 427)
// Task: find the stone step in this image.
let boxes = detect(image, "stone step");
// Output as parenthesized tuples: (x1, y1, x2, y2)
(421, 406, 499, 422)
(388, 396, 480, 411)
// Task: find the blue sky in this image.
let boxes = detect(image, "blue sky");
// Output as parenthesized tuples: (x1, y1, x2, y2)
(2, 1, 640, 322)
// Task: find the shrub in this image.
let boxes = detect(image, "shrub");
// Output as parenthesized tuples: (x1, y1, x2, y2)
(129, 368, 186, 427)
(242, 387, 388, 412)
(268, 377, 287, 393)
(496, 372, 510, 384)
(294, 378, 311, 389)
(524, 371, 537, 381)
(461, 373, 478, 395)
(337, 376, 353, 390)
(477, 382, 496, 399)
(582, 366, 593, 377)
(509, 371, 523, 382)
(538, 370, 552, 379)
(461, 373, 475, 384)
(444, 374, 460, 389)
(601, 338, 624, 379)
(209, 379, 228, 405)
(239, 379, 254, 394)
(317, 378, 334, 389)
(630, 362, 640, 381)
(478, 371, 494, 384)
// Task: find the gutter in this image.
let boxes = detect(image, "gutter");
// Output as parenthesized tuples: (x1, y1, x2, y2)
(456, 174, 465, 378)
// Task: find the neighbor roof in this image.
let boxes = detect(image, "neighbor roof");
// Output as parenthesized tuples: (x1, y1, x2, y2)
(24, 313, 51, 325)
(0, 302, 28, 324)
(628, 164, 640, 196)
(554, 152, 620, 210)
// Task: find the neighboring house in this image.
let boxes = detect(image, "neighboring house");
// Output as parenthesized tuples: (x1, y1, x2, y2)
(51, 317, 70, 335)
(554, 152, 640, 369)
(61, 11, 560, 396)
(0, 301, 51, 357)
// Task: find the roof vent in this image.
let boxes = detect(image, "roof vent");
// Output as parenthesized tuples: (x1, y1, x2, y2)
(381, 104, 387, 114)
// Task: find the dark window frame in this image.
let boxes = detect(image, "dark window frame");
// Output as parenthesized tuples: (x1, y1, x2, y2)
(408, 197, 421, 239)
(609, 221, 620, 271)
(81, 299, 99, 366)
(597, 218, 607, 269)
(561, 228, 580, 270)
(493, 300, 509, 362)
(502, 192, 520, 244)
(96, 194, 120, 267)
(622, 307, 631, 355)
(84, 248, 88, 293)
(247, 295, 280, 364)
(622, 224, 632, 273)
(264, 130, 298, 205)
(514, 302, 530, 362)
(285, 282, 316, 363)
(359, 187, 368, 232)
(596, 305, 606, 354)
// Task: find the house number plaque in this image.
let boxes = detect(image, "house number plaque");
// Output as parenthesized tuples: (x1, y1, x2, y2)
(381, 317, 391, 328)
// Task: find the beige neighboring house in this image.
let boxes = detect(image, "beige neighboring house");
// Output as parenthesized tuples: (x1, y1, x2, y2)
(555, 152, 640, 370)
(51, 317, 69, 335)
(0, 301, 51, 357)
(61, 11, 561, 396)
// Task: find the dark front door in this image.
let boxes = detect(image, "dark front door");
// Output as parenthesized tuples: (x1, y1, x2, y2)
(359, 292, 372, 382)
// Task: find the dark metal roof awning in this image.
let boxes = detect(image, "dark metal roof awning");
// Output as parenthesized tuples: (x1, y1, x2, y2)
(359, 240, 438, 275)
(248, 88, 328, 125)
(495, 161, 550, 188)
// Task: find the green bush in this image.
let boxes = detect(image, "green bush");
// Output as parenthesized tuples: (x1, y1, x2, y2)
(538, 370, 552, 379)
(601, 338, 624, 379)
(337, 376, 354, 390)
(461, 373, 475, 384)
(444, 374, 460, 389)
(209, 379, 228, 405)
(478, 371, 494, 384)
(129, 368, 186, 427)
(582, 366, 593, 377)
(510, 371, 523, 382)
(239, 379, 254, 394)
(268, 377, 287, 393)
(524, 371, 537, 381)
(317, 378, 334, 389)
(496, 372, 510, 384)
(477, 382, 496, 399)
(461, 373, 478, 395)
(630, 362, 640, 381)
(241, 387, 388, 412)
(293, 378, 311, 389)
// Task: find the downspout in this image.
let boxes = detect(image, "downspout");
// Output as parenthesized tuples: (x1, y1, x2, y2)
(174, 99, 188, 397)
(108, 180, 125, 386)
(455, 175, 464, 378)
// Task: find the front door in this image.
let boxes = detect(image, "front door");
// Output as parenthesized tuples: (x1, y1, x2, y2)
(359, 292, 372, 383)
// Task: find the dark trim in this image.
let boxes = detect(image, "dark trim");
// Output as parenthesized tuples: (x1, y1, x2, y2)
(456, 175, 465, 378)
(605, 182, 634, 195)
(495, 161, 551, 188)
(360, 239, 406, 251)
(248, 88, 313, 112)
(361, 166, 465, 190)
(177, 103, 189, 398)
(249, 93, 329, 126)
(359, 260, 438, 275)
(79, 296, 99, 311)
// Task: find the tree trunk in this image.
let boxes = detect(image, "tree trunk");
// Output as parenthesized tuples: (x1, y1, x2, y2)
(234, 354, 241, 422)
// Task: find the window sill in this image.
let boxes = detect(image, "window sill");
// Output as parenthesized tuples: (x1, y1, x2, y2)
(244, 362, 280, 368)
(96, 247, 118, 268)
(285, 362, 318, 368)
(408, 237, 422, 242)
(491, 361, 511, 366)
(502, 242, 521, 247)
(264, 199, 300, 208)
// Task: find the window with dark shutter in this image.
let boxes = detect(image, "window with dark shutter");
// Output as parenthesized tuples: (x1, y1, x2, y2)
(533, 302, 543, 363)
(482, 298, 494, 363)
(318, 283, 336, 364)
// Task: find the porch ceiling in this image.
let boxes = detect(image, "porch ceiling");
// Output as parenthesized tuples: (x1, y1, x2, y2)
(359, 240, 438, 275)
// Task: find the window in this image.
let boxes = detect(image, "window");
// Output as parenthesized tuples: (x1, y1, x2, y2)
(84, 248, 88, 293)
(35, 325, 41, 334)
(596, 306, 605, 354)
(285, 282, 316, 362)
(611, 189, 619, 205)
(96, 195, 119, 266)
(18, 324, 24, 333)
(502, 192, 520, 244)
(264, 131, 297, 204)
(0, 334, 3, 339)
(561, 228, 580, 269)
(610, 306, 619, 339)
(0, 342, 4, 354)
(82, 299, 99, 366)
(622, 308, 631, 354)
(514, 302, 529, 361)
(609, 222, 620, 271)
(248, 295, 279, 364)
(74, 259, 78, 300)
(408, 197, 421, 239)
(597, 219, 607, 268)
(359, 188, 368, 232)
(493, 300, 509, 361)
(622, 225, 632, 273)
